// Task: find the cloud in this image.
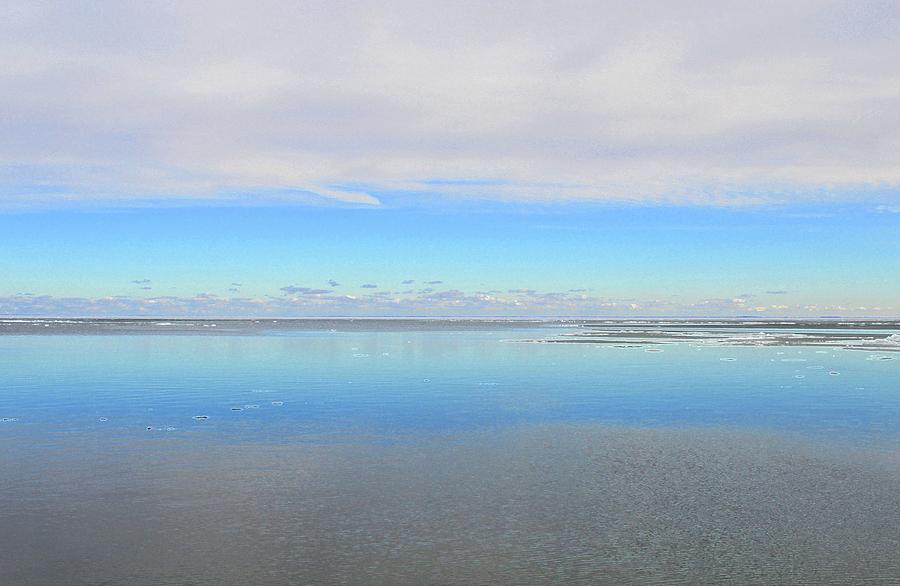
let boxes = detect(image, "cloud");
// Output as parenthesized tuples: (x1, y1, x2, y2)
(401, 280, 415, 284)
(4, 1, 900, 209)
(132, 279, 151, 285)
(0, 288, 895, 317)
(327, 280, 341, 287)
(360, 283, 378, 289)
(230, 282, 242, 287)
(766, 290, 788, 295)
(424, 280, 443, 285)
(280, 285, 333, 295)
(876, 205, 900, 213)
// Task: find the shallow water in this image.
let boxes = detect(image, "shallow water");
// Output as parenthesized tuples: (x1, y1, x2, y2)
(1, 320, 898, 584)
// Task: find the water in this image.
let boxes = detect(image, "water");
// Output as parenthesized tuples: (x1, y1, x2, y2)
(1, 320, 898, 584)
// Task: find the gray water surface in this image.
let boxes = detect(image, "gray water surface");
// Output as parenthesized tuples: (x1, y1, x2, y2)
(1, 319, 898, 584)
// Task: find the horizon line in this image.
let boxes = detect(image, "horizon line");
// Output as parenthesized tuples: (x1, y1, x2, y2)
(3, 315, 899, 321)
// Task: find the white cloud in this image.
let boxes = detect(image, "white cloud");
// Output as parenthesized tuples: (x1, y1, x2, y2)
(1, 288, 895, 317)
(2, 1, 900, 207)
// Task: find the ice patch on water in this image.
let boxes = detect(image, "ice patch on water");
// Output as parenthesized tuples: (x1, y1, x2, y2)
(1, 417, 19, 422)
(192, 415, 209, 420)
(271, 401, 284, 406)
(852, 333, 900, 351)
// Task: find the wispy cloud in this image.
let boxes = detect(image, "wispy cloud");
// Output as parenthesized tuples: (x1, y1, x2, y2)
(4, 2, 900, 209)
(1, 289, 892, 318)
(280, 285, 333, 295)
(360, 284, 378, 289)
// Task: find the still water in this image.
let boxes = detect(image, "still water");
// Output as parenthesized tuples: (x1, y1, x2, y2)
(1, 320, 898, 584)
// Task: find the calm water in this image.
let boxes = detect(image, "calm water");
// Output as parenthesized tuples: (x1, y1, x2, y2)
(1, 320, 898, 584)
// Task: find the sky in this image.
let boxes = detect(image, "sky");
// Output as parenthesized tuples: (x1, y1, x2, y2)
(1, 0, 898, 317)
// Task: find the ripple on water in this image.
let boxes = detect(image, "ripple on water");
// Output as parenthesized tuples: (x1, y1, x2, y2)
(3, 425, 897, 585)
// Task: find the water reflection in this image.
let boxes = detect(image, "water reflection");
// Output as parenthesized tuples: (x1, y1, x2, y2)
(1, 321, 898, 584)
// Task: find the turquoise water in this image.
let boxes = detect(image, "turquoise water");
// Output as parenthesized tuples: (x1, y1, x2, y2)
(1, 321, 899, 585)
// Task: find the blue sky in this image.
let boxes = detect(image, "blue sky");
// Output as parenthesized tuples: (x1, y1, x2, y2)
(1, 198, 897, 316)
(1, 1, 899, 316)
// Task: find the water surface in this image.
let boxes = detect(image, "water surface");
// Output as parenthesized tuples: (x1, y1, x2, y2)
(1, 319, 898, 584)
